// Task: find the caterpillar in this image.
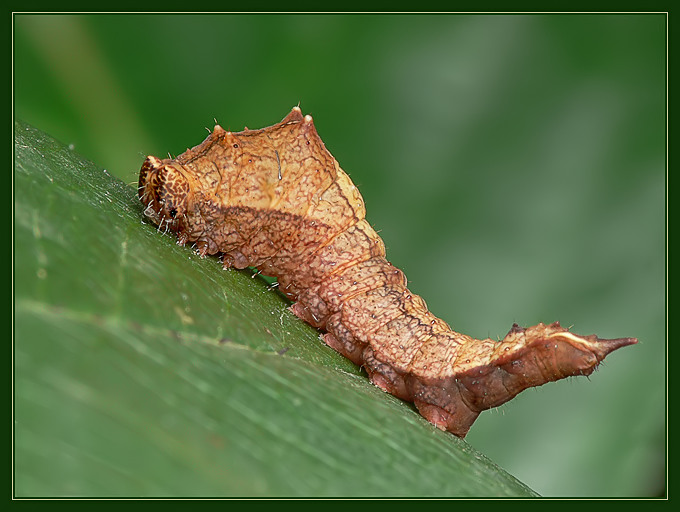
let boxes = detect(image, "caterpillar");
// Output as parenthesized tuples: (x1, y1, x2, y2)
(138, 107, 637, 437)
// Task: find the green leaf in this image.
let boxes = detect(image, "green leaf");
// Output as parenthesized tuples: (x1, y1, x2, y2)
(14, 120, 537, 497)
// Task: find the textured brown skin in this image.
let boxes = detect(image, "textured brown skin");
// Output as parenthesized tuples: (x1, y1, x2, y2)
(138, 107, 637, 437)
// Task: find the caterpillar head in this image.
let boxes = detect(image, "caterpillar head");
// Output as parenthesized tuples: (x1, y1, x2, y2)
(138, 155, 192, 242)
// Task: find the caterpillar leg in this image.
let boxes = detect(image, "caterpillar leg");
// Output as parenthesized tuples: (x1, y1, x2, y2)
(362, 347, 410, 401)
(412, 392, 479, 438)
(289, 297, 328, 328)
(221, 253, 234, 269)
(413, 400, 454, 431)
(289, 302, 311, 323)
(322, 332, 365, 366)
(320, 313, 368, 365)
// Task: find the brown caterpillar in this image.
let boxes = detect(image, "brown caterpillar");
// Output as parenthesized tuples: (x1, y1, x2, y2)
(138, 107, 637, 437)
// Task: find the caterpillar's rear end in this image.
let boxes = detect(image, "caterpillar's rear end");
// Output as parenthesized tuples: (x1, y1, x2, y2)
(138, 107, 637, 438)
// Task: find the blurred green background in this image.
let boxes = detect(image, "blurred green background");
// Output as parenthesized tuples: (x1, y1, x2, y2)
(14, 13, 665, 497)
